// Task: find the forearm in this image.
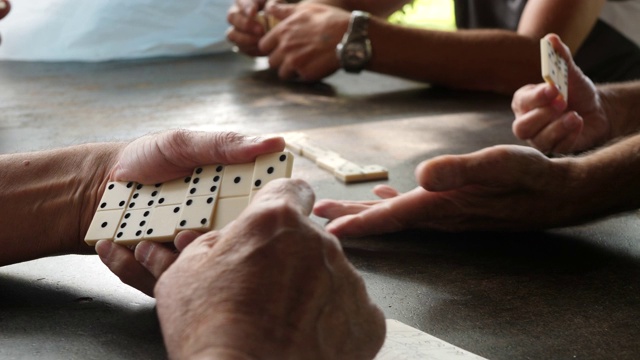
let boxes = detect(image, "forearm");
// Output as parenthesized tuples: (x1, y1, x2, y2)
(304, 0, 409, 17)
(0, 143, 122, 266)
(367, 19, 541, 94)
(598, 81, 640, 138)
(573, 133, 640, 218)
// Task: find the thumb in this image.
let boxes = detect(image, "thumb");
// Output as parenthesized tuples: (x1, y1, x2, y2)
(416, 145, 543, 191)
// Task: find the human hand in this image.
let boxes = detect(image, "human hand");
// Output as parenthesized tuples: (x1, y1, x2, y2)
(226, 0, 273, 56)
(0, 0, 9, 20)
(511, 34, 609, 154)
(314, 145, 590, 237)
(95, 130, 285, 296)
(258, 2, 348, 81)
(155, 178, 386, 360)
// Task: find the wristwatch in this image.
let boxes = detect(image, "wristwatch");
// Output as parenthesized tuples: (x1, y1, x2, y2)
(336, 11, 372, 73)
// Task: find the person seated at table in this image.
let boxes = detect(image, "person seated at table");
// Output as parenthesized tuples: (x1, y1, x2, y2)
(226, 0, 640, 94)
(312, 34, 640, 236)
(0, 129, 386, 359)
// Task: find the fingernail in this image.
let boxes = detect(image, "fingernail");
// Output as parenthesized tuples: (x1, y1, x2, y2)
(135, 241, 153, 265)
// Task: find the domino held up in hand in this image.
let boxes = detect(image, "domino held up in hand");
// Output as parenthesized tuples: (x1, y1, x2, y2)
(540, 34, 568, 102)
(85, 151, 293, 246)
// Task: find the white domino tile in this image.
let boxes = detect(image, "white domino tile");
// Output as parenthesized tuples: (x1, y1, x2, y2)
(540, 37, 568, 101)
(212, 196, 250, 230)
(156, 177, 191, 206)
(97, 181, 135, 211)
(84, 209, 126, 246)
(127, 183, 162, 209)
(176, 195, 218, 232)
(143, 204, 183, 242)
(219, 163, 254, 198)
(114, 208, 153, 245)
(251, 151, 294, 191)
(187, 165, 225, 197)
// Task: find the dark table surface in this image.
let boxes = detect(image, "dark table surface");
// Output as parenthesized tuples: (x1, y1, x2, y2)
(1, 51, 639, 360)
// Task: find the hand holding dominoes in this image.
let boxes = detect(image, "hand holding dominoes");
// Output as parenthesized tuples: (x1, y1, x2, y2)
(255, 10, 280, 33)
(85, 151, 293, 247)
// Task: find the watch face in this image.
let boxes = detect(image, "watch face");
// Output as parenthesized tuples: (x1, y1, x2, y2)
(343, 42, 367, 67)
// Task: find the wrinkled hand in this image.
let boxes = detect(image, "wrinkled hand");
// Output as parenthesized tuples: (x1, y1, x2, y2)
(95, 130, 285, 296)
(155, 178, 386, 360)
(314, 145, 589, 237)
(258, 2, 348, 81)
(511, 34, 609, 154)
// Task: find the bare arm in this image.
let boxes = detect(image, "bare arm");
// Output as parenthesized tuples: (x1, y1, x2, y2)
(366, 0, 605, 94)
(0, 144, 120, 266)
(304, 0, 410, 18)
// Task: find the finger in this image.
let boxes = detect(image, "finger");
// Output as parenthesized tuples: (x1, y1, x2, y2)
(313, 199, 379, 220)
(416, 145, 545, 191)
(266, 2, 296, 20)
(325, 187, 430, 238)
(113, 131, 285, 183)
(512, 105, 563, 142)
(250, 178, 315, 217)
(236, 0, 263, 16)
(134, 241, 179, 280)
(95, 240, 156, 297)
(295, 54, 338, 82)
(228, 4, 264, 36)
(530, 111, 583, 154)
(278, 56, 300, 80)
(511, 82, 566, 117)
(372, 185, 400, 199)
(174, 230, 202, 251)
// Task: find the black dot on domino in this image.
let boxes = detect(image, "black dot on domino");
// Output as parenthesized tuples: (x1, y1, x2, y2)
(210, 185, 218, 192)
(126, 182, 134, 188)
(159, 198, 165, 204)
(146, 228, 153, 235)
(279, 154, 286, 162)
(234, 176, 241, 184)
(133, 193, 139, 199)
(108, 184, 115, 190)
(117, 232, 123, 238)
(190, 187, 197, 195)
(213, 175, 220, 182)
(254, 179, 262, 187)
(151, 190, 158, 197)
(139, 220, 146, 227)
(147, 200, 154, 207)
(124, 213, 131, 219)
(186, 199, 193, 206)
(173, 206, 180, 213)
(120, 222, 127, 229)
(184, 177, 191, 183)
(195, 168, 203, 175)
(100, 202, 107, 209)
(200, 218, 207, 225)
(136, 230, 142, 236)
(136, 184, 143, 190)
(193, 178, 200, 184)
(216, 165, 223, 172)
(101, 222, 108, 228)
(207, 197, 214, 204)
(118, 200, 126, 207)
(267, 167, 274, 174)
(180, 220, 187, 226)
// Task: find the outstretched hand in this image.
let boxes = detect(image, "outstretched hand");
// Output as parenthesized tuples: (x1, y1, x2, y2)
(314, 145, 588, 237)
(511, 34, 609, 154)
(95, 130, 285, 296)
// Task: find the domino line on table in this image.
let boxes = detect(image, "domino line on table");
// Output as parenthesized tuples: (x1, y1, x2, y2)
(84, 151, 294, 246)
(284, 133, 388, 183)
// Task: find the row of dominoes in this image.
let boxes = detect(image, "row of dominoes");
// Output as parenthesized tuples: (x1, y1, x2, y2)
(540, 36, 568, 101)
(284, 133, 388, 183)
(84, 151, 293, 246)
(256, 11, 279, 33)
